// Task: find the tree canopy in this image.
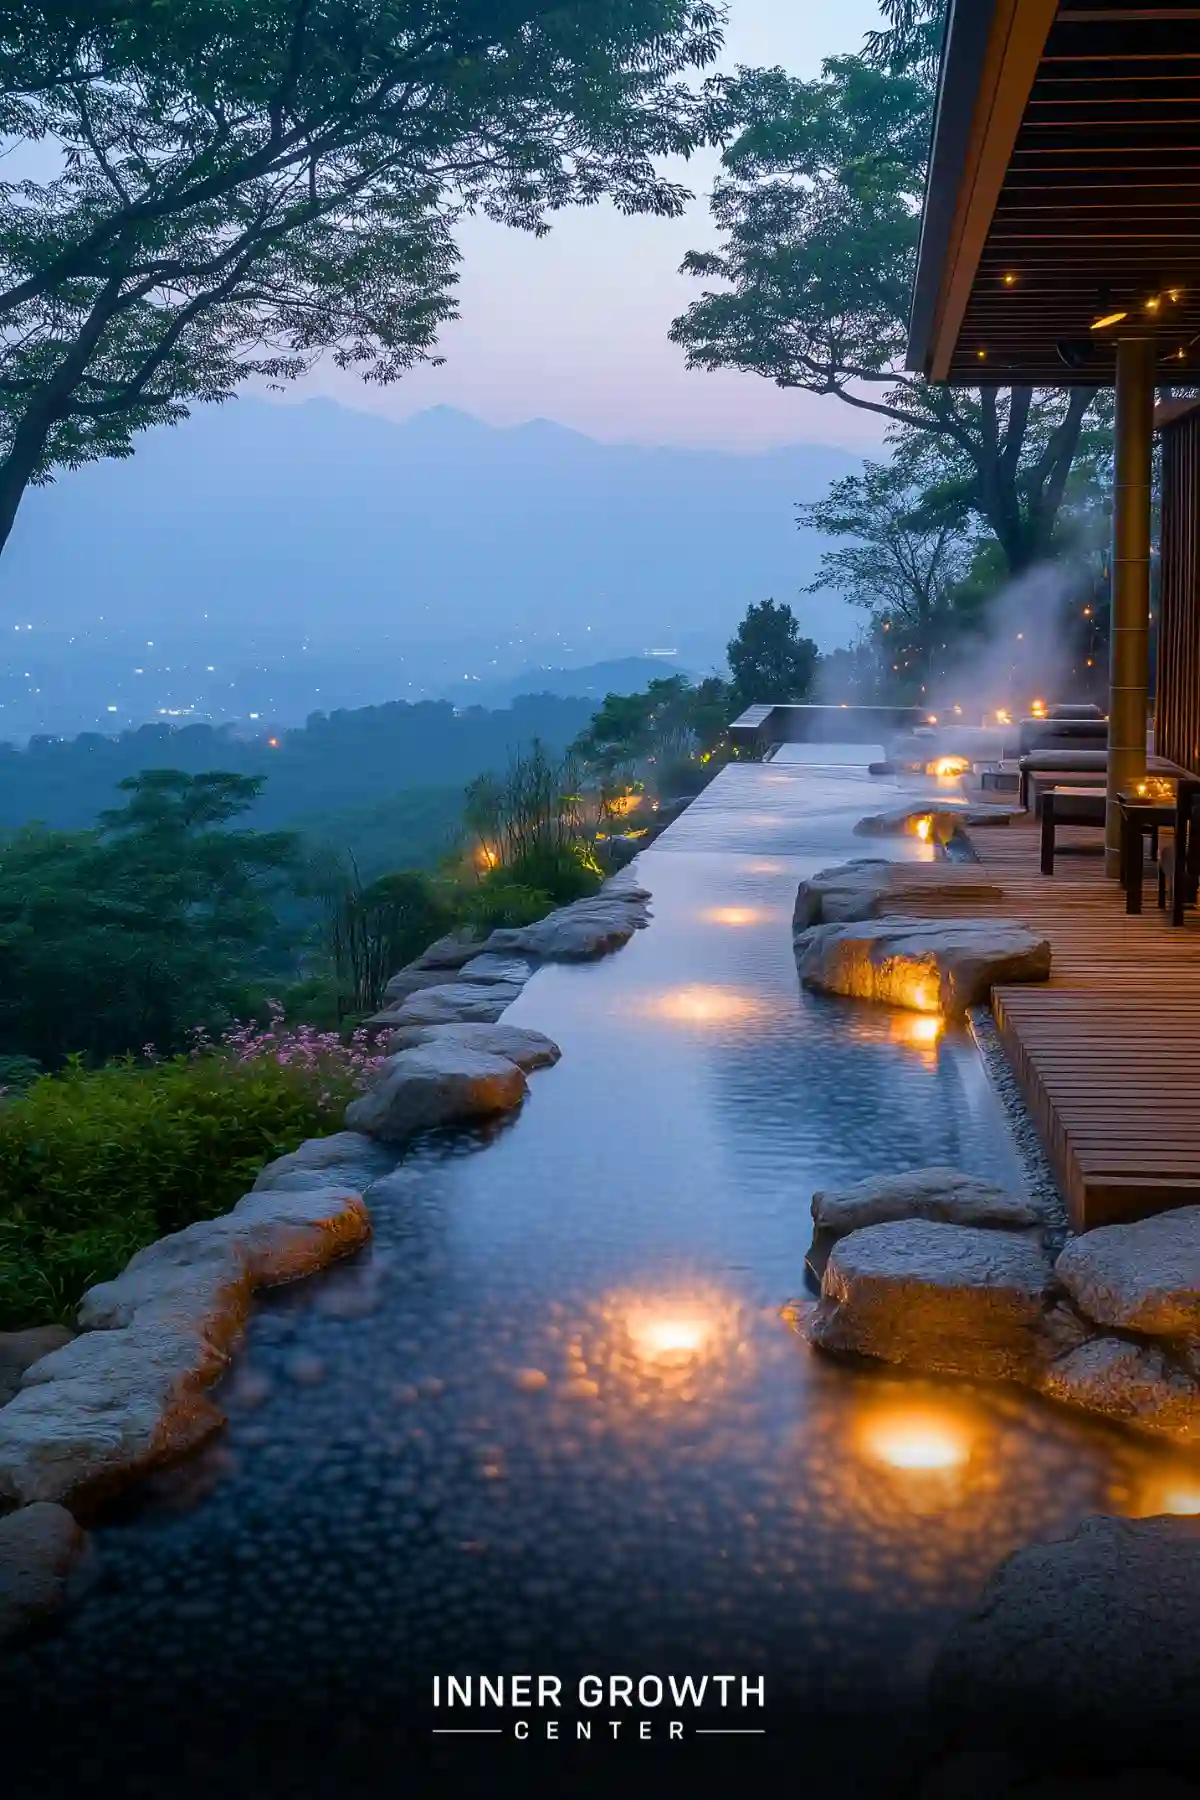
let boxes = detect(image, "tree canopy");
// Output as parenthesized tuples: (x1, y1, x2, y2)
(0, 769, 299, 1065)
(669, 19, 1108, 574)
(0, 0, 725, 557)
(727, 598, 818, 709)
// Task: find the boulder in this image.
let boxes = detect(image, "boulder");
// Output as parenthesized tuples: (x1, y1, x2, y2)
(854, 803, 1018, 840)
(793, 859, 892, 931)
(382, 1021, 562, 1071)
(0, 1327, 76, 1409)
(1039, 1337, 1200, 1446)
(1054, 1207, 1200, 1339)
(806, 1219, 1056, 1383)
(482, 888, 652, 961)
(0, 1309, 230, 1506)
(388, 981, 524, 1027)
(928, 1516, 1200, 1768)
(0, 1187, 369, 1507)
(807, 1167, 1042, 1279)
(251, 1131, 397, 1195)
(344, 1042, 527, 1143)
(0, 1502, 88, 1648)
(795, 915, 1051, 1017)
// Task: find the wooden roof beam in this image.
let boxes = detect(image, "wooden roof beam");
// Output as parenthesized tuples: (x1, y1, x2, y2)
(908, 0, 1060, 379)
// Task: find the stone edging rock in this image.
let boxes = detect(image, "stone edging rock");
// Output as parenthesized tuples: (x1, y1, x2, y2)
(797, 1170, 1200, 1449)
(0, 877, 653, 1649)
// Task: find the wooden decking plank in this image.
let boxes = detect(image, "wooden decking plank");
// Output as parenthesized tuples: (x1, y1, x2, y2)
(882, 811, 1200, 1229)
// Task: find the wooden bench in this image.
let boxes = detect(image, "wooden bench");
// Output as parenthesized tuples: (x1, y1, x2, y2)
(1040, 786, 1106, 875)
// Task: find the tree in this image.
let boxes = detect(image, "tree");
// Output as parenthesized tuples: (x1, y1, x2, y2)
(669, 21, 1105, 574)
(0, 768, 299, 1064)
(0, 1, 724, 560)
(572, 672, 732, 771)
(322, 866, 452, 1017)
(798, 451, 979, 693)
(727, 599, 818, 709)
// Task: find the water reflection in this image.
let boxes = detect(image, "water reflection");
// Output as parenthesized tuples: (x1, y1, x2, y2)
(8, 751, 1200, 1795)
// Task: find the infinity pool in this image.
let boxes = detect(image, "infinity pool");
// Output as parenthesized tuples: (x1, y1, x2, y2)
(4, 752, 1194, 1800)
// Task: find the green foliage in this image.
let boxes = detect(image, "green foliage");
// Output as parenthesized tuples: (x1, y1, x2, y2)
(727, 599, 819, 709)
(500, 847, 602, 905)
(458, 880, 556, 932)
(656, 756, 715, 800)
(464, 739, 602, 877)
(295, 787, 466, 882)
(669, 20, 1108, 575)
(800, 452, 977, 692)
(0, 697, 597, 836)
(323, 867, 455, 1015)
(0, 0, 725, 554)
(0, 1052, 355, 1328)
(573, 672, 732, 772)
(0, 769, 300, 1066)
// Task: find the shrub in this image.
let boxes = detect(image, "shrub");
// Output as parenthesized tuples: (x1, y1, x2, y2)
(0, 1013, 385, 1330)
(458, 879, 555, 931)
(657, 756, 716, 800)
(502, 845, 603, 905)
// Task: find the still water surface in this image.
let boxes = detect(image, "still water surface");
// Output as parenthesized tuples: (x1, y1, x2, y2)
(5, 750, 1195, 1798)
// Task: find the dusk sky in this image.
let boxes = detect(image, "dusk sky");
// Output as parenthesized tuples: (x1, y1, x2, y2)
(290, 0, 887, 454)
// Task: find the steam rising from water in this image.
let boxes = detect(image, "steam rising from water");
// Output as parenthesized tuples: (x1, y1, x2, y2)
(929, 560, 1102, 726)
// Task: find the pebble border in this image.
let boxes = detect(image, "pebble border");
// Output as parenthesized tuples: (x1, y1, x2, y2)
(967, 1005, 1071, 1251)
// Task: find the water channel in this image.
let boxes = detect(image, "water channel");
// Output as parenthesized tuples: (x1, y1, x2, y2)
(5, 750, 1196, 1800)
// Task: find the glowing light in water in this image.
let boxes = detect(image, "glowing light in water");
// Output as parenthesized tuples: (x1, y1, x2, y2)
(642, 984, 766, 1026)
(859, 1403, 972, 1471)
(627, 1309, 709, 1362)
(704, 906, 766, 928)
(893, 1013, 943, 1046)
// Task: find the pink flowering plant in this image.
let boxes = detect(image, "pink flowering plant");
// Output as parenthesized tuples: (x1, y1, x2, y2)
(0, 1004, 389, 1330)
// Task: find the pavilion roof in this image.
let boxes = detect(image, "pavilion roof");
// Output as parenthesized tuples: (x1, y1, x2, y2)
(907, 0, 1200, 386)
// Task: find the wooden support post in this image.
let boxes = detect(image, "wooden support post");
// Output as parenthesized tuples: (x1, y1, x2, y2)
(1106, 336, 1155, 876)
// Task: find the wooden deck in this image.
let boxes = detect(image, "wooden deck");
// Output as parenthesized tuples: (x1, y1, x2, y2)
(883, 816, 1200, 1231)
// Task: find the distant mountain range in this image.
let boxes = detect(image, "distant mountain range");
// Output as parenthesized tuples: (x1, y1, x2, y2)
(1, 399, 859, 643)
(0, 399, 861, 738)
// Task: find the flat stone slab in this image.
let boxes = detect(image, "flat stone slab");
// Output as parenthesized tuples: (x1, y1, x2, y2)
(928, 1516, 1200, 1767)
(455, 952, 537, 986)
(483, 887, 651, 961)
(409, 930, 483, 970)
(344, 1042, 527, 1143)
(388, 981, 524, 1026)
(807, 1219, 1056, 1383)
(251, 1131, 397, 1195)
(0, 1502, 87, 1648)
(377, 967, 464, 1007)
(0, 1327, 76, 1409)
(1039, 1336, 1200, 1446)
(854, 802, 1019, 840)
(0, 1187, 369, 1508)
(382, 1021, 561, 1071)
(793, 861, 1004, 932)
(795, 915, 1051, 1017)
(1054, 1206, 1200, 1338)
(808, 1167, 1041, 1279)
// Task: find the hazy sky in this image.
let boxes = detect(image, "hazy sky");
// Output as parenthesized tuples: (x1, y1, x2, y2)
(291, 1, 887, 454)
